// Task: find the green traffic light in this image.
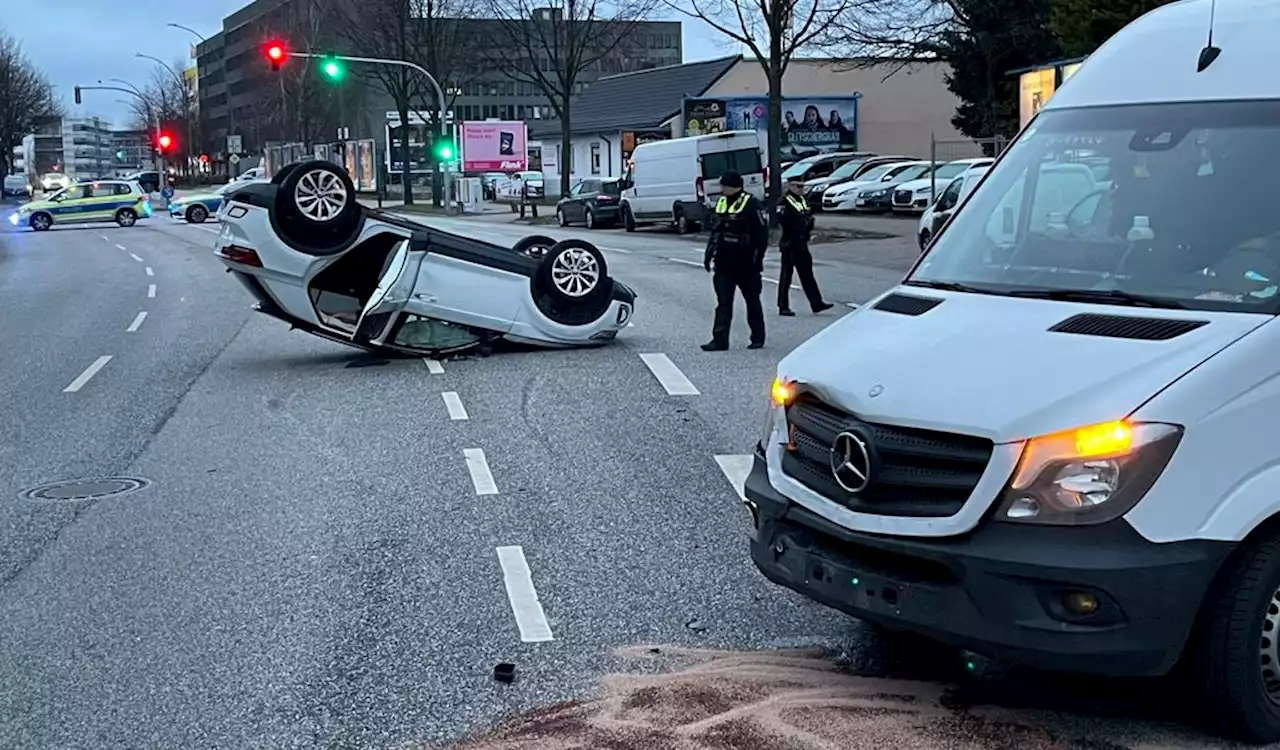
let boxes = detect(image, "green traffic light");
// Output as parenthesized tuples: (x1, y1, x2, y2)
(437, 144, 454, 159)
(321, 58, 344, 81)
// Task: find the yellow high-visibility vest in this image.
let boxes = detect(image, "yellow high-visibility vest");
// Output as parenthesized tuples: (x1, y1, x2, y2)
(715, 194, 750, 214)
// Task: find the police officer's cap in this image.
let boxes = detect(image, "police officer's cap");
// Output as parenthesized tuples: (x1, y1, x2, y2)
(719, 171, 744, 188)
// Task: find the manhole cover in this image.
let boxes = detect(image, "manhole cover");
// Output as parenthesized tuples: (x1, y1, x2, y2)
(18, 477, 151, 502)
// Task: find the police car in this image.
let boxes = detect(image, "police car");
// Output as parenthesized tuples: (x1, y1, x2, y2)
(7, 179, 153, 231)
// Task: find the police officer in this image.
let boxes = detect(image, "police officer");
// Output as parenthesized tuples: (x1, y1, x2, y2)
(776, 179, 834, 316)
(702, 171, 768, 351)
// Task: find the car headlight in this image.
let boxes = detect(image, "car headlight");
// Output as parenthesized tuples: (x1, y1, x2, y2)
(994, 420, 1182, 526)
(864, 189, 887, 198)
(916, 187, 932, 196)
(7, 213, 18, 226)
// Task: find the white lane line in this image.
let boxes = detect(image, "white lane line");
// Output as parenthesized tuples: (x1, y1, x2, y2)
(423, 358, 445, 374)
(666, 257, 703, 267)
(115, 243, 127, 251)
(496, 546, 554, 643)
(101, 235, 111, 242)
(147, 284, 156, 298)
(195, 225, 220, 234)
(442, 391, 469, 420)
(715, 454, 754, 502)
(845, 302, 859, 308)
(129, 253, 143, 263)
(762, 277, 800, 289)
(463, 448, 498, 495)
(126, 312, 148, 332)
(601, 246, 631, 254)
(639, 352, 700, 396)
(63, 356, 112, 393)
(145, 266, 154, 276)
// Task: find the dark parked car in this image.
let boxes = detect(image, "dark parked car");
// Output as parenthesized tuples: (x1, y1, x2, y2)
(125, 170, 161, 193)
(555, 178, 623, 229)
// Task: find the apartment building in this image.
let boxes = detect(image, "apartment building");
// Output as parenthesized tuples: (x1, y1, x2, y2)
(10, 116, 136, 181)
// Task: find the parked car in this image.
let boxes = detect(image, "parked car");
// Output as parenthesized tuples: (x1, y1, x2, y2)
(890, 158, 994, 214)
(802, 155, 915, 208)
(213, 161, 636, 358)
(2, 175, 32, 200)
(39, 173, 72, 192)
(620, 130, 764, 234)
(481, 172, 506, 200)
(916, 167, 989, 249)
(782, 151, 876, 190)
(822, 161, 933, 212)
(124, 170, 161, 193)
(556, 177, 624, 229)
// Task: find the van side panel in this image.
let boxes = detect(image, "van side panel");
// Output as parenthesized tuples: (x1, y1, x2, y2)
(1127, 316, 1280, 543)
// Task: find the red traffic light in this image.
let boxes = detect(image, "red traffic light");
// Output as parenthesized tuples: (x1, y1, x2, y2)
(157, 132, 174, 152)
(265, 41, 287, 70)
(200, 154, 210, 164)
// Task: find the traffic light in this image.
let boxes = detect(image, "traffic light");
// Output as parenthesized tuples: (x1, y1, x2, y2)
(433, 127, 455, 161)
(200, 154, 210, 164)
(74, 86, 82, 105)
(157, 131, 174, 154)
(265, 40, 287, 71)
(115, 149, 127, 162)
(319, 56, 345, 82)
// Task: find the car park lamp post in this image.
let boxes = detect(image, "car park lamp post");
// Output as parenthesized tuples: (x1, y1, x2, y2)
(284, 51, 454, 214)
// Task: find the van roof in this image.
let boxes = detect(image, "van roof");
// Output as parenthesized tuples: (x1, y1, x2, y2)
(1045, 0, 1279, 111)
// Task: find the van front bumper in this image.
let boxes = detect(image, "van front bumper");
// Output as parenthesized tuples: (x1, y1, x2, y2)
(745, 452, 1233, 677)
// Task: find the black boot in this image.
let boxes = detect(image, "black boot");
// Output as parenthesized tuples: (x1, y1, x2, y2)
(812, 302, 835, 313)
(701, 340, 728, 351)
(779, 308, 795, 316)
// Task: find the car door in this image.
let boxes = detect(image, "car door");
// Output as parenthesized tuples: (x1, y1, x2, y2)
(577, 180, 601, 220)
(566, 181, 586, 221)
(352, 238, 428, 346)
(62, 184, 97, 224)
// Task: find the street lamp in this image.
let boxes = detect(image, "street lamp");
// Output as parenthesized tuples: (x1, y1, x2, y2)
(169, 22, 231, 174)
(136, 52, 193, 176)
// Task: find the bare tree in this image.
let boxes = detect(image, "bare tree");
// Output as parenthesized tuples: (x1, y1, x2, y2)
(278, 0, 345, 146)
(669, 0, 849, 215)
(825, 0, 953, 60)
(0, 28, 60, 178)
(479, 0, 660, 197)
(342, 0, 482, 205)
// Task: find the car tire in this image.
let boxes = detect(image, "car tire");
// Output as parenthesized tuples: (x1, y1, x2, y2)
(531, 239, 613, 326)
(29, 212, 52, 231)
(187, 205, 208, 224)
(675, 206, 692, 234)
(1194, 533, 1280, 743)
(585, 209, 596, 230)
(623, 204, 636, 232)
(271, 162, 301, 186)
(115, 208, 138, 228)
(513, 234, 556, 259)
(556, 207, 567, 227)
(273, 160, 360, 251)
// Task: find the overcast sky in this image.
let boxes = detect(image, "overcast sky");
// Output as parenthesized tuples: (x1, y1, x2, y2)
(6, 1, 731, 125)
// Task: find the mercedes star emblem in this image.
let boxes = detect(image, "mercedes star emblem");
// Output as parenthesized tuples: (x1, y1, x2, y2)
(868, 384, 884, 398)
(830, 430, 872, 493)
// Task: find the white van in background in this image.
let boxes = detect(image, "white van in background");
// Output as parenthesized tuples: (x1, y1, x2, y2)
(619, 130, 764, 234)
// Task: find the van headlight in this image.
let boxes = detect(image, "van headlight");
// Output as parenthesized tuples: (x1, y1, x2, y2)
(995, 420, 1182, 525)
(760, 377, 797, 450)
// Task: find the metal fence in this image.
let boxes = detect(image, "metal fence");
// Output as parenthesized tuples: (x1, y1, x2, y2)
(925, 135, 1012, 198)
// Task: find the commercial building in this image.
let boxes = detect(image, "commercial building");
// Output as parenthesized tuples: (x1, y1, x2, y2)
(530, 55, 972, 188)
(195, 0, 681, 177)
(9, 116, 139, 181)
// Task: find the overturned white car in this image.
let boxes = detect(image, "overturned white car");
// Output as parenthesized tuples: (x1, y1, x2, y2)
(213, 160, 635, 357)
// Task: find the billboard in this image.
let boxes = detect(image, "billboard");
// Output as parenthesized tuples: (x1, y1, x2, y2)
(683, 96, 860, 158)
(461, 121, 528, 172)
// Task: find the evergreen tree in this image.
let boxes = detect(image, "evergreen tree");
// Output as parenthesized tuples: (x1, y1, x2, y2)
(1050, 0, 1178, 58)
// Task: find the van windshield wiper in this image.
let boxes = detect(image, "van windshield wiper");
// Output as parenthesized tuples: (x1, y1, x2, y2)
(902, 280, 995, 294)
(1002, 288, 1185, 309)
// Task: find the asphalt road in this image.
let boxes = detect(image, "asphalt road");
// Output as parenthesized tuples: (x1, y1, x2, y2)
(0, 211, 1249, 749)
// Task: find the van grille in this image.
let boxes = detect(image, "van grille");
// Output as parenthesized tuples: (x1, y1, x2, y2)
(782, 396, 993, 517)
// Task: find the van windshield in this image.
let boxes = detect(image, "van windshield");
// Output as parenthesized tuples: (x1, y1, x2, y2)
(910, 101, 1280, 314)
(703, 148, 763, 179)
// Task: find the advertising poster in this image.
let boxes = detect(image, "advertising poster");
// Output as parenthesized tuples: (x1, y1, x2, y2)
(461, 121, 528, 172)
(1019, 68, 1057, 128)
(683, 96, 860, 157)
(621, 130, 667, 160)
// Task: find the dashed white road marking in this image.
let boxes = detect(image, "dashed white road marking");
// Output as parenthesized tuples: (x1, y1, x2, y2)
(63, 356, 112, 393)
(115, 244, 127, 251)
(195, 225, 220, 234)
(423, 358, 445, 374)
(442, 391, 469, 420)
(129, 253, 143, 263)
(147, 284, 156, 298)
(101, 235, 111, 242)
(496, 546, 554, 643)
(602, 246, 631, 254)
(145, 266, 154, 276)
(666, 257, 703, 267)
(463, 448, 498, 495)
(126, 312, 148, 332)
(715, 454, 754, 502)
(639, 352, 700, 396)
(761, 276, 800, 289)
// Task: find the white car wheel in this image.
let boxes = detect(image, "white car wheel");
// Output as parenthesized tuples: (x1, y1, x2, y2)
(295, 168, 348, 221)
(549, 246, 600, 297)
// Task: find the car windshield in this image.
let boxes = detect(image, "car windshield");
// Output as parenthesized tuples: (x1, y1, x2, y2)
(911, 100, 1280, 314)
(44, 186, 68, 200)
(931, 161, 978, 182)
(894, 164, 934, 182)
(781, 160, 818, 179)
(521, 172, 543, 182)
(849, 163, 894, 182)
(600, 180, 622, 195)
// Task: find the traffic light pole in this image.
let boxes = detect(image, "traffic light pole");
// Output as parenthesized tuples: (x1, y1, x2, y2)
(76, 84, 164, 186)
(287, 52, 454, 214)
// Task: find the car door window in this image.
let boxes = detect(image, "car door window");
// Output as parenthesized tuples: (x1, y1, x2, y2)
(77, 184, 95, 199)
(569, 182, 584, 197)
(392, 316, 483, 351)
(937, 178, 963, 211)
(113, 183, 133, 196)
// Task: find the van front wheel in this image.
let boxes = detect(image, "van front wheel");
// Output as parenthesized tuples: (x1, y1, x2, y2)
(1195, 533, 1280, 743)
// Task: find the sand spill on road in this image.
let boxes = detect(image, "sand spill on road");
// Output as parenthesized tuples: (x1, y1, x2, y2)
(446, 646, 1240, 750)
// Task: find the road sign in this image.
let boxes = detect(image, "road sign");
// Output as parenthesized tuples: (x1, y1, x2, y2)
(227, 135, 243, 154)
(161, 185, 175, 200)
(229, 154, 241, 165)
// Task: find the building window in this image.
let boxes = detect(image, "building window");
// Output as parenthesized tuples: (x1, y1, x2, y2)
(590, 143, 601, 174)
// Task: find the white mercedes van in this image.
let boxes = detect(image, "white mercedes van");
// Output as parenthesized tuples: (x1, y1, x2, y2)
(746, 0, 1280, 741)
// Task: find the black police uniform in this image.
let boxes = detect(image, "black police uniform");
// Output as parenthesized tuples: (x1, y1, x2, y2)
(776, 192, 833, 315)
(703, 179, 768, 350)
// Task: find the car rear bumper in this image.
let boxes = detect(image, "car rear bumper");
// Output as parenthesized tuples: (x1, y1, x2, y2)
(743, 451, 1232, 677)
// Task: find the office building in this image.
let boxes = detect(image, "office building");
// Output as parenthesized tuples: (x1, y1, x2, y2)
(10, 116, 134, 181)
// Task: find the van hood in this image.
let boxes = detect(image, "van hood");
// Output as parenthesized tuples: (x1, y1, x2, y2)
(779, 288, 1270, 443)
